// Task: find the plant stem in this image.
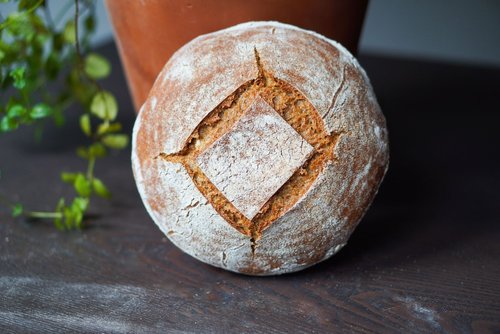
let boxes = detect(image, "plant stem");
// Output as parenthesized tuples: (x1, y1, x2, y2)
(21, 89, 30, 107)
(73, 0, 102, 93)
(27, 211, 63, 219)
(74, 0, 82, 67)
(86, 156, 95, 181)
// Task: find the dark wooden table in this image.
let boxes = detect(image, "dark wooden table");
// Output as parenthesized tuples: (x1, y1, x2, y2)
(1, 43, 499, 333)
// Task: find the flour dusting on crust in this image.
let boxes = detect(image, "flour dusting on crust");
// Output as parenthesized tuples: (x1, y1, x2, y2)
(132, 21, 389, 275)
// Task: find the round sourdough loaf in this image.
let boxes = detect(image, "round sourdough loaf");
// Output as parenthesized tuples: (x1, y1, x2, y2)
(132, 21, 389, 275)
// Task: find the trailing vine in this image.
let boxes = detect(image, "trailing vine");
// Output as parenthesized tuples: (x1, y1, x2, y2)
(0, 0, 128, 230)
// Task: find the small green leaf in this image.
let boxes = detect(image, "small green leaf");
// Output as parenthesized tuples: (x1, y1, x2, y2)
(0, 116, 19, 132)
(53, 198, 66, 230)
(92, 178, 111, 199)
(80, 114, 91, 136)
(53, 218, 65, 231)
(61, 172, 77, 184)
(45, 52, 61, 79)
(97, 122, 122, 135)
(12, 203, 23, 217)
(72, 197, 89, 212)
(74, 174, 92, 197)
(7, 104, 26, 118)
(63, 21, 76, 44)
(71, 77, 95, 105)
(30, 103, 52, 119)
(88, 142, 107, 158)
(52, 32, 64, 51)
(56, 198, 66, 212)
(34, 32, 50, 48)
(73, 209, 83, 229)
(84, 53, 111, 80)
(71, 197, 88, 230)
(101, 134, 129, 149)
(76, 146, 89, 159)
(90, 91, 118, 121)
(9, 67, 26, 89)
(84, 15, 95, 32)
(63, 206, 74, 229)
(5, 12, 34, 39)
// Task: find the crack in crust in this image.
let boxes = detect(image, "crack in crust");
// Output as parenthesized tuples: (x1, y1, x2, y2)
(160, 49, 343, 251)
(325, 66, 347, 121)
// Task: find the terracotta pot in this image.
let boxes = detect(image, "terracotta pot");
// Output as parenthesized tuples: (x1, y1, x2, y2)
(105, 0, 368, 111)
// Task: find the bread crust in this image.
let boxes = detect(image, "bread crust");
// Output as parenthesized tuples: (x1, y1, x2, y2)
(132, 21, 389, 275)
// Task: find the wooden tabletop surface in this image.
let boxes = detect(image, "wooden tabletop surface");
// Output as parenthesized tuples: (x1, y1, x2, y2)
(1, 43, 499, 333)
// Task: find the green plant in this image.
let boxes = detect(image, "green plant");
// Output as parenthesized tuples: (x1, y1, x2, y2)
(0, 0, 128, 230)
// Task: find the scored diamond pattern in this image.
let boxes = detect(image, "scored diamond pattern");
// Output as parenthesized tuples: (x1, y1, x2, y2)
(196, 96, 314, 220)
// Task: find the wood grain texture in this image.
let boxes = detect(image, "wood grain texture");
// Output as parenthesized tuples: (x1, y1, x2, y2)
(0, 44, 499, 333)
